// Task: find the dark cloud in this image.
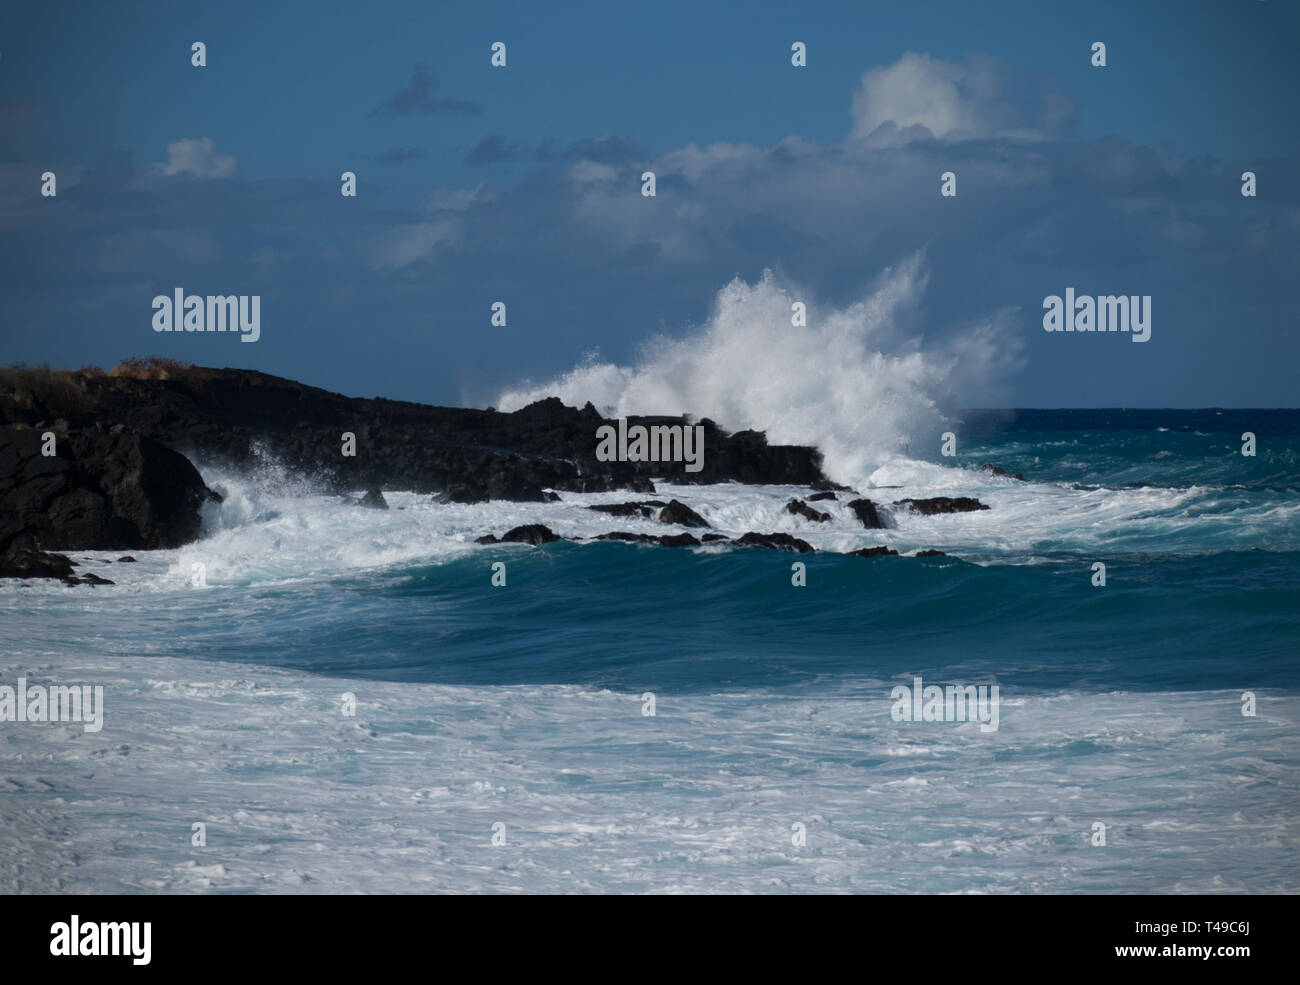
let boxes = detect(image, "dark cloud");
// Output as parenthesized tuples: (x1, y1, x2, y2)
(465, 135, 520, 167)
(370, 64, 482, 117)
(376, 147, 428, 166)
(3, 51, 1298, 407)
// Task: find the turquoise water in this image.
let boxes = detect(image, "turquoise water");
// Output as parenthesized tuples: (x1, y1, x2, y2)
(138, 542, 1295, 693)
(135, 408, 1300, 692)
(2, 409, 1297, 892)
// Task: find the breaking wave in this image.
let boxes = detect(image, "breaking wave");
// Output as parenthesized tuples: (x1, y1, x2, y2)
(498, 253, 1025, 487)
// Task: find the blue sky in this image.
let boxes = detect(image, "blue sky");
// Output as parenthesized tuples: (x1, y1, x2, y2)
(1, 0, 1297, 409)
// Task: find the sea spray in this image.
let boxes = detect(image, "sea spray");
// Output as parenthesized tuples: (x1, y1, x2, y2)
(498, 254, 1024, 488)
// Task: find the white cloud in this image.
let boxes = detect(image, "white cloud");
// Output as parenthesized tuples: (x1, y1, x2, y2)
(153, 137, 237, 179)
(850, 51, 1058, 142)
(427, 184, 486, 211)
(369, 217, 461, 269)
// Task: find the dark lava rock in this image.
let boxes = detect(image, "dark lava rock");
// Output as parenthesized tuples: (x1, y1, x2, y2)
(554, 475, 657, 495)
(595, 531, 659, 543)
(658, 533, 700, 547)
(444, 465, 551, 504)
(810, 479, 852, 492)
(588, 501, 667, 518)
(0, 425, 218, 561)
(701, 533, 730, 542)
(846, 498, 887, 529)
(116, 556, 136, 562)
(658, 499, 709, 528)
(0, 547, 76, 581)
(474, 534, 499, 544)
(978, 464, 1026, 481)
(735, 532, 814, 553)
(914, 549, 947, 557)
(79, 572, 115, 585)
(359, 487, 389, 509)
(786, 499, 830, 523)
(849, 545, 898, 558)
(498, 524, 561, 546)
(894, 497, 989, 515)
(807, 491, 838, 502)
(1, 367, 828, 502)
(594, 531, 699, 547)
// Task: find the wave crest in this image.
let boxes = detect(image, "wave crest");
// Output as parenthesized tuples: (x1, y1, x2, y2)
(498, 253, 1023, 486)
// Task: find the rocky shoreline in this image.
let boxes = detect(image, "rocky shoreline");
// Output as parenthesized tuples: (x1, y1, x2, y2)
(1, 361, 1008, 582)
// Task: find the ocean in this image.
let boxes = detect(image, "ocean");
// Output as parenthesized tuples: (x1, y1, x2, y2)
(2, 408, 1297, 893)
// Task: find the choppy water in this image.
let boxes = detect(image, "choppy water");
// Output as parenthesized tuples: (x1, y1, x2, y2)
(2, 409, 1297, 892)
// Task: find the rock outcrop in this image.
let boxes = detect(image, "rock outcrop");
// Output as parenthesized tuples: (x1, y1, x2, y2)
(893, 497, 988, 515)
(734, 532, 815, 553)
(658, 499, 709, 528)
(850, 545, 898, 558)
(595, 531, 701, 547)
(476, 524, 563, 546)
(786, 499, 831, 523)
(847, 498, 887, 529)
(0, 365, 827, 505)
(978, 464, 1026, 481)
(0, 425, 219, 580)
(588, 501, 666, 518)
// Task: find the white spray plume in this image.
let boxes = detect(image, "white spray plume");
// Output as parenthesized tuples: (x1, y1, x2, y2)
(498, 253, 1022, 487)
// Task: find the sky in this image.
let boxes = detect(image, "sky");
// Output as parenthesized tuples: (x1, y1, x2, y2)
(1, 0, 1297, 410)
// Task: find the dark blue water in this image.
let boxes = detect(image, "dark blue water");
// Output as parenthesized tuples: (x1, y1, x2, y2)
(90, 408, 1297, 696)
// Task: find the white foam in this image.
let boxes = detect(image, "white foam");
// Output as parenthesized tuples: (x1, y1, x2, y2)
(498, 255, 1025, 489)
(2, 461, 1285, 601)
(1, 649, 1294, 893)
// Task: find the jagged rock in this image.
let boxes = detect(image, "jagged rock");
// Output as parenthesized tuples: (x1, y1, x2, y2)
(0, 425, 218, 561)
(359, 487, 388, 509)
(554, 475, 657, 494)
(658, 499, 709, 528)
(847, 498, 886, 529)
(735, 532, 814, 553)
(474, 534, 499, 544)
(1, 366, 830, 503)
(594, 531, 700, 547)
(978, 464, 1026, 481)
(894, 497, 988, 515)
(658, 533, 700, 547)
(786, 499, 830, 523)
(701, 534, 730, 542)
(807, 491, 837, 502)
(915, 549, 947, 557)
(116, 556, 136, 562)
(79, 572, 115, 585)
(588, 501, 667, 518)
(498, 524, 561, 546)
(850, 545, 898, 558)
(0, 547, 76, 581)
(444, 467, 549, 504)
(595, 531, 659, 543)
